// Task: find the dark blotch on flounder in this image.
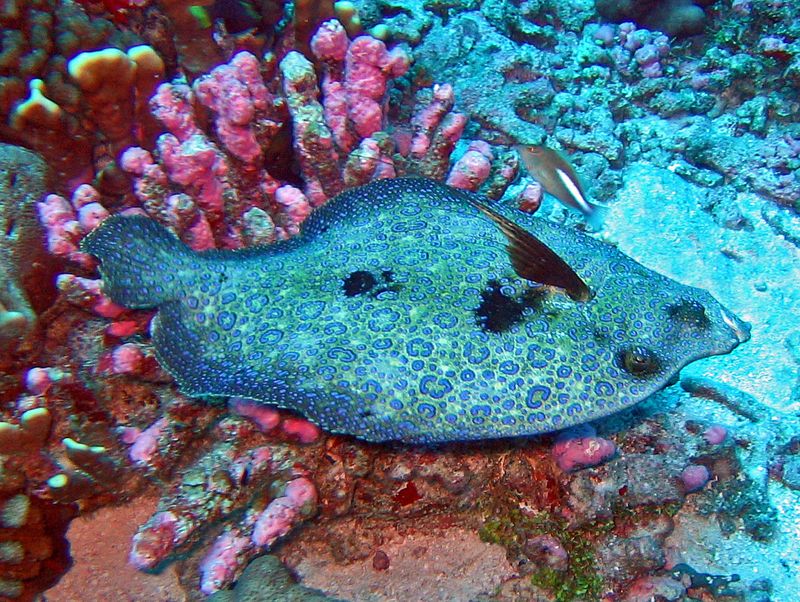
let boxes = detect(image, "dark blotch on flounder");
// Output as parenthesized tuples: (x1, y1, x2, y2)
(81, 177, 750, 443)
(343, 271, 377, 297)
(476, 280, 525, 333)
(343, 269, 396, 298)
(475, 280, 547, 334)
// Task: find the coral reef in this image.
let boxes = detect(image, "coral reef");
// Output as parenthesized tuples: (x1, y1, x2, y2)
(156, 0, 222, 76)
(3, 11, 511, 594)
(0, 459, 75, 601)
(595, 0, 709, 38)
(0, 144, 53, 353)
(551, 424, 616, 472)
(406, 4, 798, 211)
(209, 554, 343, 602)
(0, 0, 144, 185)
(0, 0, 799, 599)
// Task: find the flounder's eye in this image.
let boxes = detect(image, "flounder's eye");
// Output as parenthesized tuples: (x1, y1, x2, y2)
(619, 346, 660, 376)
(668, 299, 709, 329)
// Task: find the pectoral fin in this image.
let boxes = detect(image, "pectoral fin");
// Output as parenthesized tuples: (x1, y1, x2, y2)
(468, 199, 590, 302)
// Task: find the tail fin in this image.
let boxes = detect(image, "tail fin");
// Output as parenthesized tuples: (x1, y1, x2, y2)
(586, 202, 609, 231)
(81, 215, 194, 308)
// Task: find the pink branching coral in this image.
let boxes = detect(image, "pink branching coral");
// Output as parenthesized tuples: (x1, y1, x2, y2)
(115, 21, 504, 250)
(121, 32, 407, 247)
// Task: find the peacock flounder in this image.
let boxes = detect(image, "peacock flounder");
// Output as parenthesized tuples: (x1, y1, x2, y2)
(82, 177, 749, 443)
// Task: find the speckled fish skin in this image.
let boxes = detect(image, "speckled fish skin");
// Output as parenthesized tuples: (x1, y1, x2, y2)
(82, 177, 750, 444)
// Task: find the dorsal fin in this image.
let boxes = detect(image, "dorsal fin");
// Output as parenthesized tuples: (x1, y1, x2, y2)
(467, 198, 591, 302)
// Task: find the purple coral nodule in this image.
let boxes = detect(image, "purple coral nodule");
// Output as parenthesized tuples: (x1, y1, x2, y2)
(551, 424, 617, 472)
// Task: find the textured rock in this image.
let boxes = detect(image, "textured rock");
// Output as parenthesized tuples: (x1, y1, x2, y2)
(293, 527, 515, 602)
(603, 162, 800, 413)
(44, 497, 186, 602)
(567, 453, 684, 526)
(597, 517, 673, 582)
(624, 574, 686, 601)
(414, 11, 548, 144)
(209, 555, 341, 602)
(0, 144, 52, 349)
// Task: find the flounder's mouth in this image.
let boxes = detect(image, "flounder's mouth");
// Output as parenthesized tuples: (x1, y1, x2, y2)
(721, 307, 751, 344)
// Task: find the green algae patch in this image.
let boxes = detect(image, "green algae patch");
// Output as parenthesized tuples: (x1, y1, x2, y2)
(479, 509, 603, 602)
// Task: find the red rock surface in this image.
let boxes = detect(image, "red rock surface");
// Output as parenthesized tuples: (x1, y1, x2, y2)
(292, 527, 515, 602)
(45, 496, 186, 602)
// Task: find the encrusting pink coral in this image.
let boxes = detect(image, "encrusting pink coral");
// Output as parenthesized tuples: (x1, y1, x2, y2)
(193, 52, 279, 165)
(126, 410, 319, 592)
(518, 182, 544, 213)
(122, 53, 291, 248)
(125, 417, 168, 465)
(114, 29, 485, 252)
(198, 530, 252, 594)
(446, 140, 494, 191)
(230, 398, 322, 444)
(56, 274, 126, 318)
(551, 424, 617, 472)
(408, 83, 469, 180)
(25, 367, 71, 396)
(703, 425, 728, 445)
(197, 476, 317, 595)
(229, 398, 282, 433)
(281, 417, 322, 444)
(37, 189, 99, 268)
(343, 35, 410, 138)
(311, 19, 409, 148)
(251, 477, 318, 547)
(680, 464, 711, 492)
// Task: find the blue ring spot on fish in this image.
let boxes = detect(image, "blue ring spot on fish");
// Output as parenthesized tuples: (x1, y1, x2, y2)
(464, 342, 491, 365)
(526, 385, 551, 408)
(417, 403, 436, 418)
(327, 347, 356, 362)
(499, 360, 520, 375)
(297, 300, 326, 320)
(419, 375, 453, 399)
(324, 322, 347, 336)
(595, 381, 615, 395)
(433, 313, 458, 329)
(407, 338, 434, 357)
(258, 329, 283, 344)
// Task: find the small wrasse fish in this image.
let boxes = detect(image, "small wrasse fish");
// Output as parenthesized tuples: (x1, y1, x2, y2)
(82, 177, 749, 444)
(516, 144, 606, 227)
